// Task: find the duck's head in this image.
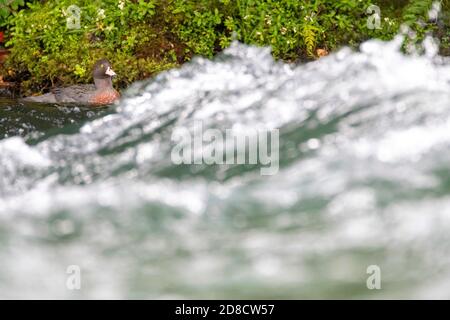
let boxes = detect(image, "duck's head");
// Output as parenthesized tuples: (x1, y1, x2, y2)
(93, 59, 116, 90)
(93, 59, 116, 80)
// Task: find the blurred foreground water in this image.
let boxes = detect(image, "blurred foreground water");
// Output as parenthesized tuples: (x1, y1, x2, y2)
(1, 37, 450, 299)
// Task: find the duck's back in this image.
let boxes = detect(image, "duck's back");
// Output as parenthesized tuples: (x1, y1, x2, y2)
(23, 84, 96, 104)
(54, 84, 96, 104)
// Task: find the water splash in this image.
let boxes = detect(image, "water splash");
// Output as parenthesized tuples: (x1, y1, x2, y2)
(0, 37, 450, 298)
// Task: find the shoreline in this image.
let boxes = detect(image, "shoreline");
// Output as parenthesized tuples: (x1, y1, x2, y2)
(0, 0, 448, 98)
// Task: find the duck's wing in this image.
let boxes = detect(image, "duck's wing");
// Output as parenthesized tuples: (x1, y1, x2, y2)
(21, 84, 97, 104)
(21, 92, 58, 104)
(53, 84, 96, 104)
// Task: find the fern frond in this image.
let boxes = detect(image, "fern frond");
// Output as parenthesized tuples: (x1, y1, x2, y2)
(301, 24, 319, 57)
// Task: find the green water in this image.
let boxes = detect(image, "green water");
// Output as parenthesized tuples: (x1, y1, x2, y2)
(1, 41, 450, 299)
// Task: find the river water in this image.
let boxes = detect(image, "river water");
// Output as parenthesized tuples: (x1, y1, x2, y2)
(0, 37, 450, 299)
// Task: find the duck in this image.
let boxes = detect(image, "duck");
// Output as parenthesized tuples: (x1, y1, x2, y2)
(22, 59, 120, 105)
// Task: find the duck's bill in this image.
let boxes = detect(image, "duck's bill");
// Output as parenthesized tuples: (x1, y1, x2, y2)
(105, 66, 117, 77)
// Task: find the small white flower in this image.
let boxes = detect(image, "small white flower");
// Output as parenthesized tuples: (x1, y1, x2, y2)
(118, 0, 125, 10)
(97, 8, 106, 19)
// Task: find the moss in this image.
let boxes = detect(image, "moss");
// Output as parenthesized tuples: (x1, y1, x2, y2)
(2, 0, 183, 94)
(1, 0, 449, 95)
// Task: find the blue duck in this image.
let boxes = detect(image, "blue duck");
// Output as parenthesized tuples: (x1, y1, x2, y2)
(23, 59, 120, 105)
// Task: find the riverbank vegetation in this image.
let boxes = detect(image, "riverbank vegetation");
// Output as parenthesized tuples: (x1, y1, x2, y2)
(0, 0, 449, 95)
